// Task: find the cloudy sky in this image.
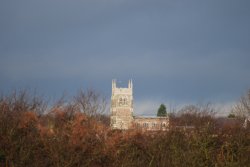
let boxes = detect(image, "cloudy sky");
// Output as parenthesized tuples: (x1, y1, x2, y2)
(1, 0, 250, 115)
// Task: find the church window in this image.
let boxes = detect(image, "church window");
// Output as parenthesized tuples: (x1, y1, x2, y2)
(123, 98, 127, 105)
(143, 123, 148, 127)
(119, 98, 123, 106)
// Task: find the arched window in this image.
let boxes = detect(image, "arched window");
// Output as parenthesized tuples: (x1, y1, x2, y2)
(119, 98, 123, 106)
(143, 123, 148, 127)
(123, 98, 127, 105)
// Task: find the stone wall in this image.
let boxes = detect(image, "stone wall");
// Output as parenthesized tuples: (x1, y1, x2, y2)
(133, 116, 169, 131)
(110, 80, 133, 130)
(110, 79, 169, 130)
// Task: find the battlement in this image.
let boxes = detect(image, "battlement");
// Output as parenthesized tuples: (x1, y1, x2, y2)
(112, 79, 133, 95)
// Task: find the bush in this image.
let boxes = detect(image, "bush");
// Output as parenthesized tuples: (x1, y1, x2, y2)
(0, 90, 250, 167)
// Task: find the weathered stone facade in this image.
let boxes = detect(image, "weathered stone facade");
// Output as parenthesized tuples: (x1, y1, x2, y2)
(110, 80, 169, 130)
(110, 79, 134, 130)
(134, 116, 169, 131)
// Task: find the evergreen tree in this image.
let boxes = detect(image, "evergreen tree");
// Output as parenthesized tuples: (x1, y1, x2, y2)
(228, 113, 236, 118)
(157, 104, 167, 117)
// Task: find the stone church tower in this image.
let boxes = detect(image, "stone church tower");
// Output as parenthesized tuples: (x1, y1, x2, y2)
(110, 79, 133, 129)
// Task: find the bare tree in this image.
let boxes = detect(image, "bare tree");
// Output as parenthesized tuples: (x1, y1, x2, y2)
(74, 89, 107, 119)
(175, 103, 216, 128)
(0, 89, 47, 115)
(232, 89, 250, 118)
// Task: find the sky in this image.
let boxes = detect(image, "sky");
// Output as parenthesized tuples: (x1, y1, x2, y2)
(0, 0, 250, 116)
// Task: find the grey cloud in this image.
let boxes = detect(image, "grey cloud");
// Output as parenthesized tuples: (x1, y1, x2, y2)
(0, 0, 250, 110)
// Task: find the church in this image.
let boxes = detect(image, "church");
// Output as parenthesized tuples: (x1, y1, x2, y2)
(110, 80, 169, 131)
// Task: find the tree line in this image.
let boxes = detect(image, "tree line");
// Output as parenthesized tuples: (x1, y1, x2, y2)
(0, 89, 249, 167)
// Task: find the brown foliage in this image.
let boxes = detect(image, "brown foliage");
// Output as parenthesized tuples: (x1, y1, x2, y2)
(0, 90, 250, 167)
